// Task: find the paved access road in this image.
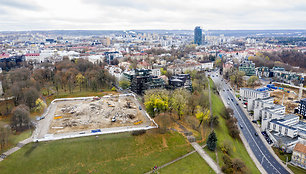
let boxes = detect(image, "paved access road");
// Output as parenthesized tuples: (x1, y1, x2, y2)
(209, 72, 289, 174)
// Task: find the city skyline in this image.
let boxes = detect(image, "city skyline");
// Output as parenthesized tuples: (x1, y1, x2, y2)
(0, 0, 306, 31)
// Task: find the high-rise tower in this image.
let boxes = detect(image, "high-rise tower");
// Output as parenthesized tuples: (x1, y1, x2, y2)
(194, 26, 202, 45)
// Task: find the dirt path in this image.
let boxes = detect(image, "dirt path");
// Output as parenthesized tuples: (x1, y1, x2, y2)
(162, 136, 168, 148)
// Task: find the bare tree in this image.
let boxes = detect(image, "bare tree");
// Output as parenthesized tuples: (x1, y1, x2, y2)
(10, 105, 31, 132)
(0, 126, 10, 150)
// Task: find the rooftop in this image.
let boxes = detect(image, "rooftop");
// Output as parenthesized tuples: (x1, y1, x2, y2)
(294, 143, 306, 154)
(270, 131, 299, 144)
(240, 88, 269, 94)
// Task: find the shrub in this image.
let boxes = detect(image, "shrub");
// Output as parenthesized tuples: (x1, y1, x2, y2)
(207, 131, 217, 151)
(221, 140, 232, 155)
(131, 130, 146, 136)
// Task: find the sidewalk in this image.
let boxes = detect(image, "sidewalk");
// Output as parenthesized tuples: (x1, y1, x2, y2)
(217, 90, 267, 174)
(191, 142, 223, 174)
(0, 137, 33, 162)
(232, 90, 293, 174)
(145, 144, 207, 174)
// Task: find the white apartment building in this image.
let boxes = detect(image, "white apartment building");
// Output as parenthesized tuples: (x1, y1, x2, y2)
(253, 97, 285, 120)
(201, 62, 214, 70)
(25, 53, 44, 63)
(0, 81, 3, 96)
(239, 88, 270, 111)
(267, 114, 299, 138)
(151, 69, 161, 77)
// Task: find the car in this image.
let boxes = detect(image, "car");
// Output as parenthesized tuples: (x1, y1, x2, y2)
(227, 89, 229, 91)
(139, 106, 142, 110)
(228, 98, 230, 100)
(252, 120, 257, 123)
(223, 89, 225, 92)
(254, 132, 258, 136)
(236, 103, 239, 105)
(230, 88, 232, 91)
(79, 131, 85, 134)
(231, 98, 234, 101)
(239, 124, 243, 129)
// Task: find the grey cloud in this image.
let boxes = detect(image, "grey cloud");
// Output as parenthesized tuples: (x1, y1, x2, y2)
(0, 0, 40, 11)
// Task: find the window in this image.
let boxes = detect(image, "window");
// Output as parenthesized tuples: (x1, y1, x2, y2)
(273, 124, 276, 130)
(279, 126, 282, 132)
(285, 128, 288, 135)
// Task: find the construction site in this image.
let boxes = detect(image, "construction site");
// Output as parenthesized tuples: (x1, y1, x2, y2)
(270, 84, 306, 113)
(48, 95, 150, 134)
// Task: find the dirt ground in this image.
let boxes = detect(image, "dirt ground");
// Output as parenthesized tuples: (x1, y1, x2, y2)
(269, 85, 305, 114)
(48, 96, 146, 134)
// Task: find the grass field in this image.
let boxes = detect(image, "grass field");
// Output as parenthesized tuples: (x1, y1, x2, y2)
(0, 131, 196, 174)
(0, 129, 32, 154)
(204, 79, 260, 174)
(272, 147, 306, 174)
(288, 164, 306, 174)
(159, 153, 215, 174)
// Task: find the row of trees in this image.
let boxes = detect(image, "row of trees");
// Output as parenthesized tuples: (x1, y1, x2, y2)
(144, 71, 219, 133)
(249, 51, 306, 72)
(0, 58, 116, 115)
(221, 107, 240, 139)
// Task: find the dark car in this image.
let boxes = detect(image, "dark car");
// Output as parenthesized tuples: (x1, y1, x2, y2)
(239, 124, 243, 129)
(223, 89, 225, 92)
(231, 98, 234, 101)
(252, 120, 257, 123)
(236, 103, 239, 105)
(254, 132, 258, 136)
(139, 106, 142, 110)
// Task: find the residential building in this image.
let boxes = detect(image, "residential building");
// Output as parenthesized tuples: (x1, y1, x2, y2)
(254, 98, 285, 120)
(104, 51, 122, 64)
(256, 66, 271, 78)
(25, 53, 43, 63)
(151, 69, 161, 77)
(292, 143, 306, 169)
(263, 113, 306, 152)
(298, 98, 306, 119)
(240, 88, 270, 111)
(194, 26, 202, 45)
(168, 74, 192, 91)
(124, 69, 165, 94)
(0, 81, 3, 96)
(239, 59, 256, 76)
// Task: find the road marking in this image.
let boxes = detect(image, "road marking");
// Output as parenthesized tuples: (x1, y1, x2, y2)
(228, 93, 282, 174)
(212, 77, 283, 174)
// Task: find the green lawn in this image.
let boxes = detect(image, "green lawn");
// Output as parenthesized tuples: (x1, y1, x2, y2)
(272, 147, 292, 162)
(204, 79, 260, 174)
(159, 153, 215, 174)
(272, 147, 306, 174)
(288, 164, 306, 174)
(0, 129, 32, 154)
(0, 131, 194, 174)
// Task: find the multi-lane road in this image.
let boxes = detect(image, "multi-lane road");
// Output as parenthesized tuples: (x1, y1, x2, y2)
(209, 72, 290, 174)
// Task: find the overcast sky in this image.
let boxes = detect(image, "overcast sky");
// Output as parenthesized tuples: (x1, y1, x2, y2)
(0, 0, 306, 31)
